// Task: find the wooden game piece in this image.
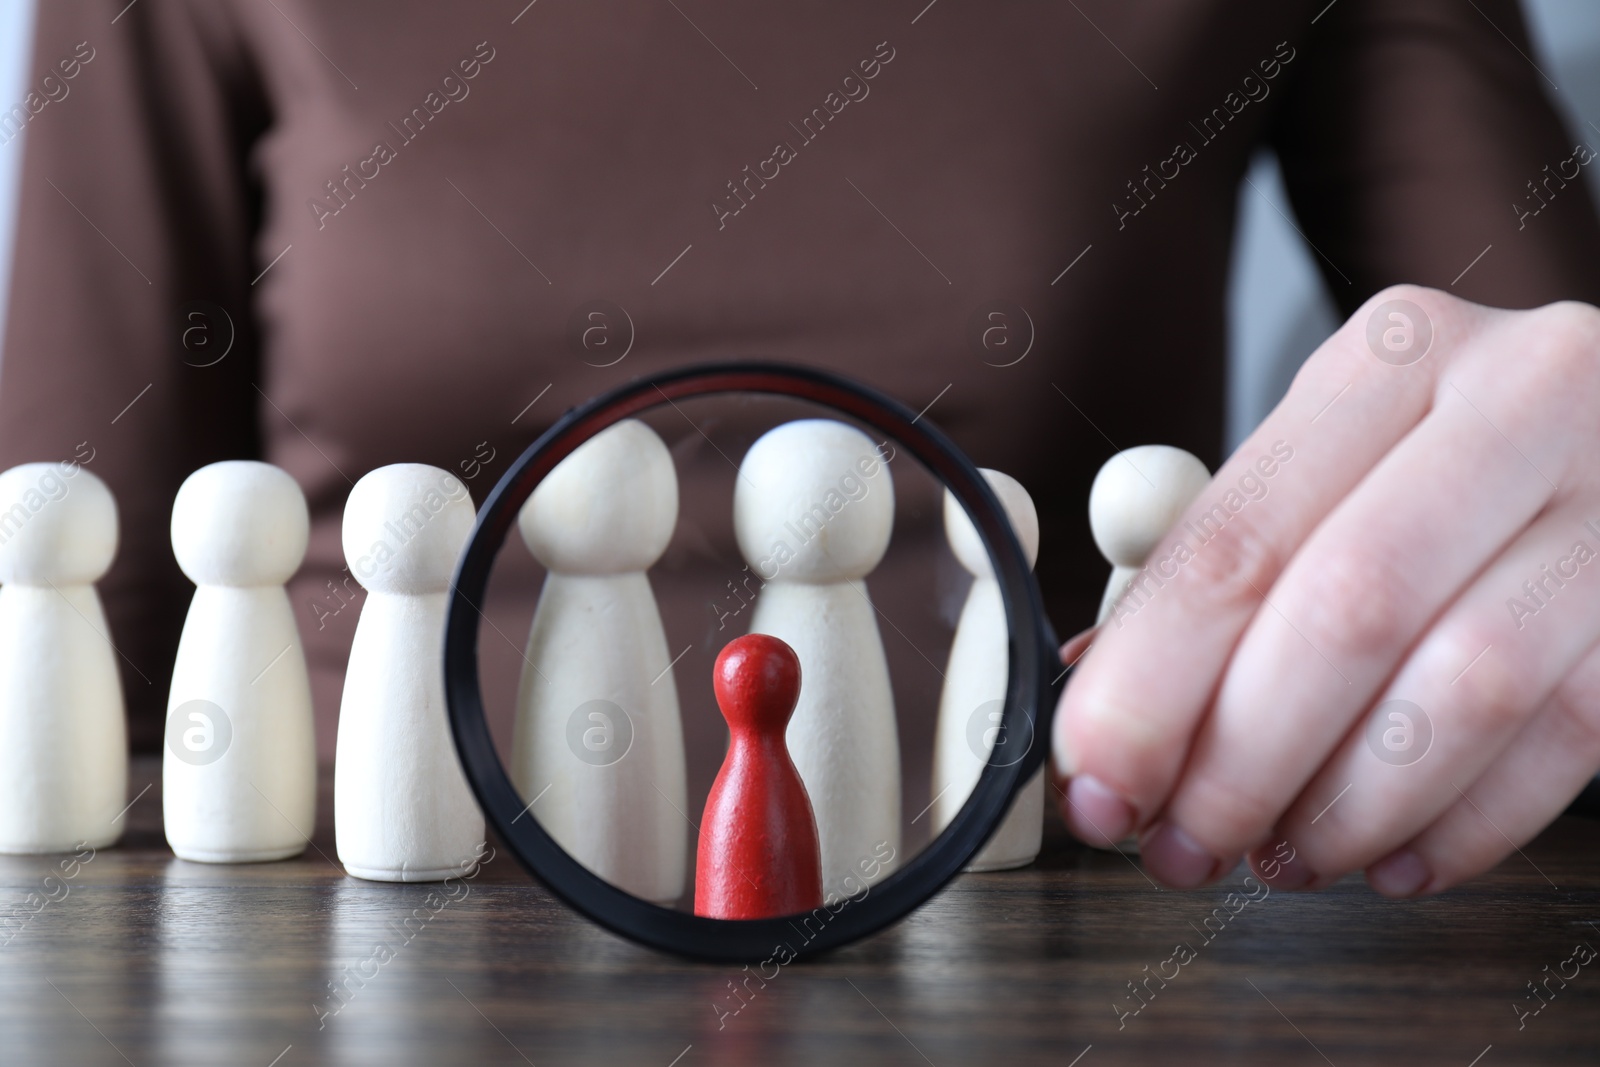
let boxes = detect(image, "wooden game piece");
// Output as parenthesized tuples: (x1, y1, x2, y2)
(931, 469, 1044, 871)
(334, 464, 486, 882)
(512, 419, 688, 904)
(1085, 446, 1208, 854)
(1090, 445, 1210, 623)
(0, 463, 127, 853)
(734, 419, 900, 897)
(695, 633, 823, 919)
(164, 461, 316, 863)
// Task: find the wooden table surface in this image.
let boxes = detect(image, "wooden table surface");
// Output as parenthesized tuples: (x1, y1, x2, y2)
(1, 758, 1597, 1067)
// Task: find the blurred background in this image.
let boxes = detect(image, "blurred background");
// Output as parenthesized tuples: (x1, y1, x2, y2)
(1221, 0, 1600, 446)
(2, 1, 1596, 446)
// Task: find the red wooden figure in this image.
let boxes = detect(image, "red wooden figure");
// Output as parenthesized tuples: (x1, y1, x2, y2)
(694, 633, 823, 919)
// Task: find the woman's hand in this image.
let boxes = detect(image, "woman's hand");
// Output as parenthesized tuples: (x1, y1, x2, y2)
(1052, 286, 1600, 895)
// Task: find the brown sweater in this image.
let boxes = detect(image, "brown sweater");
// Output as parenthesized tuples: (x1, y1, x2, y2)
(3, 1, 1597, 797)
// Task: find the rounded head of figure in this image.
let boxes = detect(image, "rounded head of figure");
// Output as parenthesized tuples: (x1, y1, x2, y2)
(518, 420, 677, 575)
(1088, 445, 1211, 568)
(171, 461, 310, 587)
(713, 633, 802, 736)
(0, 463, 117, 585)
(944, 468, 1039, 580)
(733, 419, 894, 584)
(343, 464, 474, 595)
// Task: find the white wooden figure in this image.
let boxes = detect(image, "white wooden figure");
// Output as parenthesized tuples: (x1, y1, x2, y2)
(512, 420, 688, 904)
(164, 461, 316, 863)
(0, 463, 127, 853)
(1086, 445, 1208, 854)
(931, 469, 1044, 871)
(1091, 445, 1210, 624)
(335, 464, 485, 881)
(734, 419, 900, 898)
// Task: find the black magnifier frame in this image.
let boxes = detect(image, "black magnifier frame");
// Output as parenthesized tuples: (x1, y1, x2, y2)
(444, 362, 1070, 963)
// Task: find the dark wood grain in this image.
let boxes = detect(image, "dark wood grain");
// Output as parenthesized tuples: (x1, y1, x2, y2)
(0, 757, 1596, 1066)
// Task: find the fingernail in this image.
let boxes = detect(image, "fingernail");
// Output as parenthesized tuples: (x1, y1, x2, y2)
(1367, 849, 1430, 898)
(1058, 625, 1098, 668)
(1141, 823, 1224, 888)
(1257, 853, 1314, 890)
(1063, 775, 1136, 846)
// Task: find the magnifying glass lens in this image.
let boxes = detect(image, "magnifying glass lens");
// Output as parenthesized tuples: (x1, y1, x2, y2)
(450, 369, 1056, 960)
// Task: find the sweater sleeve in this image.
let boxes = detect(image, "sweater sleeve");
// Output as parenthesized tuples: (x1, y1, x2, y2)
(0, 0, 269, 748)
(1271, 0, 1600, 312)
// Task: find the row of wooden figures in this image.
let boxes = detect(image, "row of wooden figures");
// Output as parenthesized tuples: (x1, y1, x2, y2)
(0, 418, 1207, 899)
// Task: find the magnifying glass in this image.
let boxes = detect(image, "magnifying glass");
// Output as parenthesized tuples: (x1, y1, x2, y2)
(444, 363, 1068, 962)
